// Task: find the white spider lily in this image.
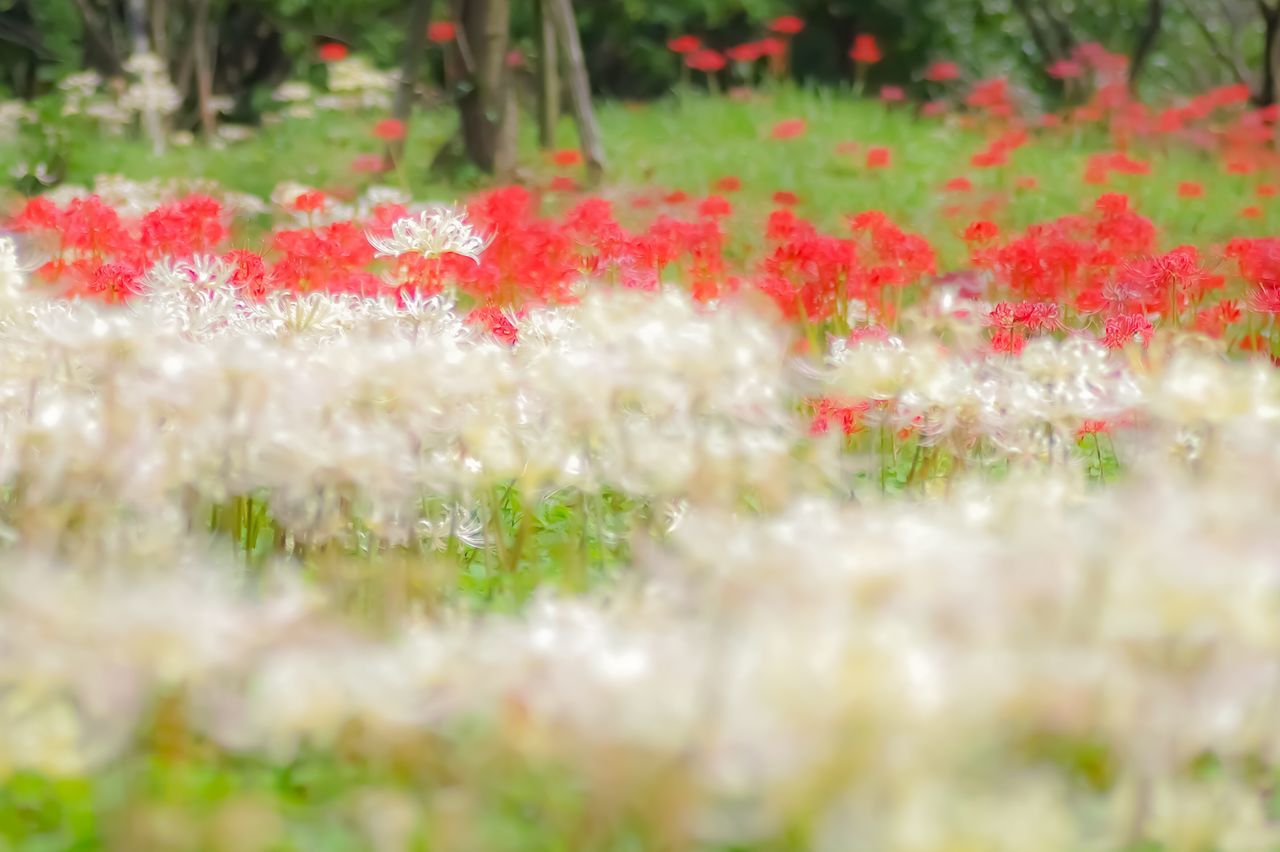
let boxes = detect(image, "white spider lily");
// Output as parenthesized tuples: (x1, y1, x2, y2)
(366, 207, 490, 263)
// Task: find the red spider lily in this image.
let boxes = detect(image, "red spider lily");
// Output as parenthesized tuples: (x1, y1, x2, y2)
(1083, 151, 1150, 185)
(848, 34, 881, 65)
(60, 196, 128, 258)
(965, 78, 1014, 118)
(138, 195, 227, 261)
(551, 148, 583, 168)
(963, 220, 999, 245)
(667, 35, 701, 54)
(1177, 181, 1204, 198)
(427, 21, 456, 43)
(943, 177, 973, 192)
(758, 38, 786, 58)
(713, 175, 742, 193)
(969, 129, 1028, 170)
(1102, 313, 1154, 349)
(663, 190, 688, 204)
(879, 86, 905, 103)
(351, 154, 388, 174)
(468, 305, 519, 345)
(924, 61, 960, 82)
(865, 146, 892, 169)
(727, 43, 765, 63)
(772, 190, 800, 206)
(272, 220, 378, 293)
(697, 195, 733, 219)
(767, 16, 804, 35)
(317, 42, 349, 62)
(84, 262, 143, 303)
(1257, 184, 1278, 198)
(770, 118, 807, 140)
(459, 186, 581, 306)
(1048, 59, 1084, 80)
(1015, 176, 1039, 191)
(548, 176, 579, 192)
(1193, 299, 1241, 338)
(224, 249, 272, 301)
(808, 397, 870, 436)
(291, 191, 328, 214)
(686, 49, 726, 73)
(372, 119, 406, 141)
(1241, 205, 1264, 220)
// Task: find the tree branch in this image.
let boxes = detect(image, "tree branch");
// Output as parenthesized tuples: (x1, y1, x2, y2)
(1176, 0, 1250, 85)
(1129, 0, 1164, 90)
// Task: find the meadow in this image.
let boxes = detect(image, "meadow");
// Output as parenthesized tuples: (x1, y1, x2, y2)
(2, 37, 1280, 852)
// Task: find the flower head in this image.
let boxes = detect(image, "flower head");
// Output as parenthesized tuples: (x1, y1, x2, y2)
(366, 207, 489, 262)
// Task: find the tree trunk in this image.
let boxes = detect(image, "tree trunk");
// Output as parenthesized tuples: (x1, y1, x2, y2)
(1128, 0, 1164, 92)
(454, 0, 510, 172)
(535, 0, 560, 149)
(124, 0, 149, 54)
(193, 0, 216, 139)
(71, 0, 124, 76)
(545, 0, 604, 182)
(1260, 2, 1280, 107)
(389, 0, 435, 166)
(123, 0, 167, 154)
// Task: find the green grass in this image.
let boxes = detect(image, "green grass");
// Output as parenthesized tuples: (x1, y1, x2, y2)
(11, 85, 1268, 262)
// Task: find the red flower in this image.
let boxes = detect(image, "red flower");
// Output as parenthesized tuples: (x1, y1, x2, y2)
(772, 190, 800, 206)
(770, 118, 807, 140)
(686, 49, 726, 73)
(548, 175, 579, 192)
(427, 21, 456, 43)
(667, 35, 702, 55)
(924, 60, 960, 82)
(1102, 313, 1154, 349)
(468, 306, 519, 345)
(697, 195, 733, 218)
(727, 42, 764, 63)
(87, 262, 142, 303)
(224, 249, 272, 301)
(879, 85, 905, 103)
(758, 37, 786, 58)
(963, 220, 999, 245)
(713, 175, 742, 192)
(1177, 181, 1204, 198)
(1048, 59, 1084, 79)
(1241, 205, 1264, 219)
(768, 15, 805, 35)
(865, 146, 892, 169)
(551, 148, 583, 167)
(943, 176, 973, 192)
(372, 118, 406, 141)
(291, 190, 327, 214)
(318, 42, 349, 62)
(351, 153, 387, 174)
(849, 34, 881, 65)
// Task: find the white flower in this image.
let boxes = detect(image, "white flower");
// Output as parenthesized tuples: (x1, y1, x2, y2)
(366, 208, 489, 262)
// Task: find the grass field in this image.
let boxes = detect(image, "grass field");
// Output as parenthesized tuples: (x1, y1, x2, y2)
(2, 68, 1280, 850)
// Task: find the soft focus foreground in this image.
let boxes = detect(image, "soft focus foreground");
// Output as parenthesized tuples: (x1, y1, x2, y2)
(8, 69, 1280, 852)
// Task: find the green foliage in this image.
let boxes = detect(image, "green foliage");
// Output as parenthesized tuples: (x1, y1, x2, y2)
(0, 0, 1268, 108)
